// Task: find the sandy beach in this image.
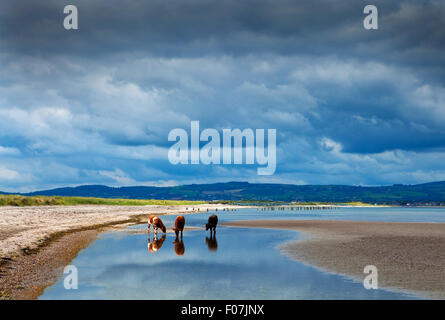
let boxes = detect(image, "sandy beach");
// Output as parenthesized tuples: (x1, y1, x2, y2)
(0, 203, 241, 299)
(223, 219, 445, 299)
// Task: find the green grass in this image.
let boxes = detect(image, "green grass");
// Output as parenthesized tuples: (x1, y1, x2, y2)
(342, 201, 378, 206)
(0, 194, 207, 207)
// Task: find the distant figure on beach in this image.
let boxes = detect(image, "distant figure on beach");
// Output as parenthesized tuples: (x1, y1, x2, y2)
(148, 234, 166, 253)
(206, 214, 218, 235)
(173, 238, 185, 256)
(148, 215, 167, 235)
(173, 215, 185, 240)
(205, 234, 218, 252)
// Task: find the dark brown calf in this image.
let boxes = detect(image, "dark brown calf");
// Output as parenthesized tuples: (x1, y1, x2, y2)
(174, 215, 185, 240)
(206, 214, 218, 235)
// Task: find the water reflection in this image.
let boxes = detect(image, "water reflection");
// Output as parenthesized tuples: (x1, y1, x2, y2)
(173, 239, 185, 256)
(206, 234, 218, 252)
(147, 234, 166, 253)
(40, 225, 418, 300)
(39, 207, 445, 300)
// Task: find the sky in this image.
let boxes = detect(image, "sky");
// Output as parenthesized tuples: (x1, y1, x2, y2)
(1, 0, 445, 192)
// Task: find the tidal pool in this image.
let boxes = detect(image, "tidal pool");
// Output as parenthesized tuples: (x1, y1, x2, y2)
(39, 208, 425, 300)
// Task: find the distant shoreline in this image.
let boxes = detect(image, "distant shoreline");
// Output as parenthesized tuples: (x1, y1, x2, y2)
(2, 194, 444, 208)
(222, 219, 445, 299)
(3, 181, 445, 205)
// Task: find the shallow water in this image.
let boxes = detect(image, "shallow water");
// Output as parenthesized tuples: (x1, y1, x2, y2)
(172, 206, 445, 224)
(39, 206, 441, 300)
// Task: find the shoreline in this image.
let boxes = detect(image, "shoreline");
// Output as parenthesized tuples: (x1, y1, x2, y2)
(0, 203, 244, 300)
(222, 219, 445, 299)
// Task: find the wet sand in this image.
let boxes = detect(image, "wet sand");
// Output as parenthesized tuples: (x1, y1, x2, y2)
(223, 219, 445, 299)
(0, 204, 242, 299)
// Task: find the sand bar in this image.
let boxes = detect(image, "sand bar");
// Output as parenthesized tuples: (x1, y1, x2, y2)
(222, 219, 445, 299)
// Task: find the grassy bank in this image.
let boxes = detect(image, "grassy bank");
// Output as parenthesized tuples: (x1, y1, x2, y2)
(0, 194, 206, 207)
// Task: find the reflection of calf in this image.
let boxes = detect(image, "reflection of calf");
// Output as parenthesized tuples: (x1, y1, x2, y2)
(148, 215, 166, 234)
(173, 215, 185, 240)
(206, 214, 218, 235)
(173, 239, 185, 256)
(205, 235, 218, 252)
(148, 234, 166, 253)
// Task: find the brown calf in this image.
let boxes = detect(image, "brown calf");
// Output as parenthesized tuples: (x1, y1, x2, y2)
(148, 215, 167, 234)
(173, 215, 185, 240)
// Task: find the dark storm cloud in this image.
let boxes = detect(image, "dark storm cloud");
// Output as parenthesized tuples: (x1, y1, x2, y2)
(1, 1, 444, 64)
(1, 0, 445, 189)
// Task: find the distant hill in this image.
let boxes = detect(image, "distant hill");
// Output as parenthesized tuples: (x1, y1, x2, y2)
(5, 181, 445, 204)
